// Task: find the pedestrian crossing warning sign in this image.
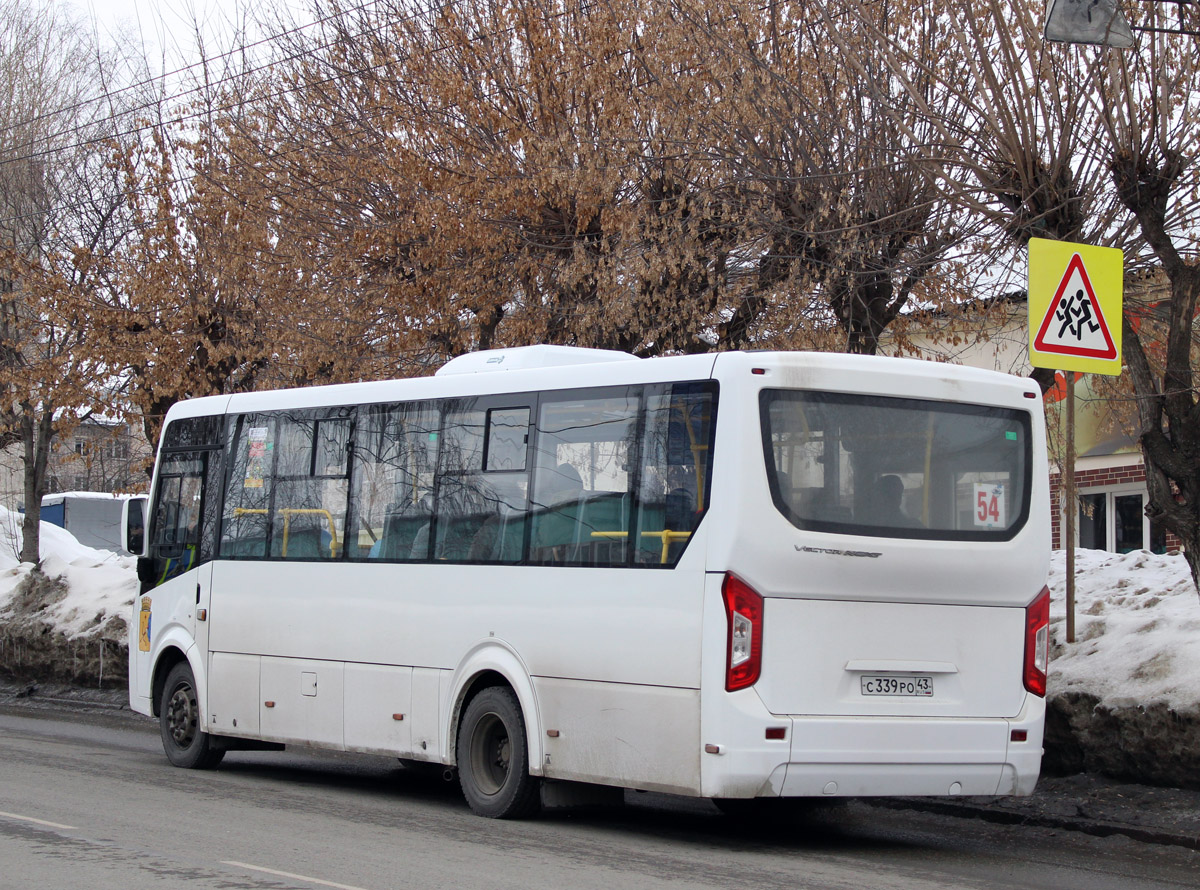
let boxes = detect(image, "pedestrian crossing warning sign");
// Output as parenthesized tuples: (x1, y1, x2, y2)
(1028, 238, 1123, 375)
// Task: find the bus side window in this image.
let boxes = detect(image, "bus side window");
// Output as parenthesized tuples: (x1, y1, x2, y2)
(144, 451, 208, 587)
(348, 402, 438, 561)
(271, 412, 350, 559)
(634, 383, 717, 566)
(220, 416, 273, 559)
(530, 389, 639, 567)
(434, 400, 530, 564)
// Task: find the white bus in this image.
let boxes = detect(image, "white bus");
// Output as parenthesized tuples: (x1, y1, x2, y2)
(127, 346, 1050, 818)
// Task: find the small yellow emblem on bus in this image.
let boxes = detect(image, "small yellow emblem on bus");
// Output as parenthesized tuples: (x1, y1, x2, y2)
(138, 597, 152, 652)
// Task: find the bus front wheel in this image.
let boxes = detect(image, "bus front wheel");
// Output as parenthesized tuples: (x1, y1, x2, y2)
(456, 686, 539, 818)
(160, 662, 225, 769)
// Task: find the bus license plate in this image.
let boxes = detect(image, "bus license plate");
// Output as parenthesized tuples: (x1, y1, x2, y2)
(860, 675, 933, 696)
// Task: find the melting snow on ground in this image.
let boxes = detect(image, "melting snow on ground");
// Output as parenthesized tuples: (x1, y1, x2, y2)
(1048, 548, 1200, 711)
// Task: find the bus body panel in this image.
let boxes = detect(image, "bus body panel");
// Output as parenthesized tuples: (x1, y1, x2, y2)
(754, 598, 1027, 719)
(203, 531, 707, 778)
(259, 656, 346, 749)
(344, 663, 414, 757)
(534, 677, 700, 794)
(205, 559, 703, 688)
(130, 560, 210, 712)
(780, 692, 1046, 798)
(697, 570, 794, 798)
(207, 652, 261, 736)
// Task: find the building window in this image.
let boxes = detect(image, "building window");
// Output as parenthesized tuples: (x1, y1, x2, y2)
(1076, 486, 1167, 554)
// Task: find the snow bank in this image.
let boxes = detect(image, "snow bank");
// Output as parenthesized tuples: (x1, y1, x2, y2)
(1047, 549, 1200, 711)
(0, 507, 137, 640)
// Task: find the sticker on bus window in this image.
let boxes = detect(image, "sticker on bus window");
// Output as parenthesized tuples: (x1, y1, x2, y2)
(245, 426, 270, 488)
(973, 482, 1006, 529)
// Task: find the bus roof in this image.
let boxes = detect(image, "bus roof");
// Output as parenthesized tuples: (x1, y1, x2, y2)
(161, 349, 1038, 425)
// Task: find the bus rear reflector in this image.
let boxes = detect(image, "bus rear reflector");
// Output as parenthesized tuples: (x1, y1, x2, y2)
(1023, 586, 1050, 697)
(723, 573, 764, 692)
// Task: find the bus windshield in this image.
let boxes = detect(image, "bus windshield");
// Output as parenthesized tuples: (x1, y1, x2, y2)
(761, 389, 1031, 541)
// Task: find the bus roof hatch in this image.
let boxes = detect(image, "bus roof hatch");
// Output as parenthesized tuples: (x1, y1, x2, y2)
(436, 345, 639, 376)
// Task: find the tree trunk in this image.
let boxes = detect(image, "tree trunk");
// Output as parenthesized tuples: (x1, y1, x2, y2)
(1184, 534, 1200, 602)
(19, 407, 55, 566)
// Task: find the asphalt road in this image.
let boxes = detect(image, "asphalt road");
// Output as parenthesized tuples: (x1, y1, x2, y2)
(1, 701, 1198, 890)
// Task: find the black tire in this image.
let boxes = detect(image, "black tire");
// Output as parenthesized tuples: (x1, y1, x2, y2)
(160, 662, 225, 769)
(456, 686, 540, 818)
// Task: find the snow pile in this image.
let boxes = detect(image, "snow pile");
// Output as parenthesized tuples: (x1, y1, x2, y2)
(0, 507, 137, 640)
(1047, 549, 1200, 711)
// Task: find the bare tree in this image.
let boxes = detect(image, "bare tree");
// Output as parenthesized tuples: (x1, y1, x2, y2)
(258, 0, 748, 360)
(863, 0, 1200, 589)
(0, 0, 139, 563)
(677, 0, 970, 355)
(1099, 12, 1200, 589)
(252, 0, 973, 359)
(88, 3, 369, 449)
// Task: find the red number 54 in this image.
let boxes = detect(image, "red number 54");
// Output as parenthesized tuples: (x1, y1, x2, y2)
(977, 491, 999, 523)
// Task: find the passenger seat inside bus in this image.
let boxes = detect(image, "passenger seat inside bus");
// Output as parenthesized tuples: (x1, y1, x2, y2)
(379, 504, 432, 560)
(530, 464, 585, 563)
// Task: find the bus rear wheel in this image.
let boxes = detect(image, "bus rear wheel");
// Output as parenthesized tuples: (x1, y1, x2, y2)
(456, 686, 539, 818)
(160, 662, 225, 769)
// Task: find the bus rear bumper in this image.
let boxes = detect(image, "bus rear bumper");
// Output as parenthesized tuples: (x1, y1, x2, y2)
(703, 695, 1045, 800)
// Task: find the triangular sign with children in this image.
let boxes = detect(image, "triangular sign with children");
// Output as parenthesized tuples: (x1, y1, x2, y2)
(1032, 253, 1117, 360)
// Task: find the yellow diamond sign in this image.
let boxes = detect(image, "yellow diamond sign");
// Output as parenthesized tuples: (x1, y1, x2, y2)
(1028, 238, 1123, 376)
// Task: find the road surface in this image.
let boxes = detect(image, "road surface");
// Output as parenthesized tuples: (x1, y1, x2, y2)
(1, 700, 1197, 889)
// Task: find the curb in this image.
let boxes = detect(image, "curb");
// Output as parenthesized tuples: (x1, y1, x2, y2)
(879, 797, 1200, 851)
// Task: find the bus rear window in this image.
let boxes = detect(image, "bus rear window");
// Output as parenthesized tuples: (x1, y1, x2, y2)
(760, 390, 1031, 541)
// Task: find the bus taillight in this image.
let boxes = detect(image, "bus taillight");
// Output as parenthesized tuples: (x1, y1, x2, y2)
(723, 573, 764, 692)
(1023, 586, 1050, 697)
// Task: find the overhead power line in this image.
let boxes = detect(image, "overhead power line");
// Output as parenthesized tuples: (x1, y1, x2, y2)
(0, 0, 392, 159)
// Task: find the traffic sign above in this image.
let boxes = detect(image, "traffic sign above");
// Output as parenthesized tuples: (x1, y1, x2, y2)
(1028, 238, 1123, 376)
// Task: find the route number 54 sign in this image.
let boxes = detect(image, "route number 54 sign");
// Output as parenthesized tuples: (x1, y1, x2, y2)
(974, 483, 1006, 529)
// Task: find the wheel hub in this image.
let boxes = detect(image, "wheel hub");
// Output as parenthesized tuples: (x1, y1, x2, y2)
(471, 712, 511, 795)
(166, 684, 198, 748)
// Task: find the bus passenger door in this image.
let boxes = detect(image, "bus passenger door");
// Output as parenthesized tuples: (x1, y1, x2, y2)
(134, 450, 217, 704)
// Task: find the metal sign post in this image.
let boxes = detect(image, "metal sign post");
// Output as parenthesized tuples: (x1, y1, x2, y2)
(1029, 239, 1123, 644)
(1065, 373, 1076, 643)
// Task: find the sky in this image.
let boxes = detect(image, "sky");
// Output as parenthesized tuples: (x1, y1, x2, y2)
(1, 503, 1197, 710)
(79, 0, 311, 71)
(82, 0, 230, 52)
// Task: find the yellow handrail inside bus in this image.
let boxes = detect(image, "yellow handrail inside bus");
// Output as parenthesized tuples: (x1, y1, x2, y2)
(922, 412, 935, 526)
(590, 529, 692, 564)
(678, 403, 710, 504)
(233, 506, 339, 558)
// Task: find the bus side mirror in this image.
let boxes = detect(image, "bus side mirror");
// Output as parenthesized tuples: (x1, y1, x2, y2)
(122, 496, 148, 557)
